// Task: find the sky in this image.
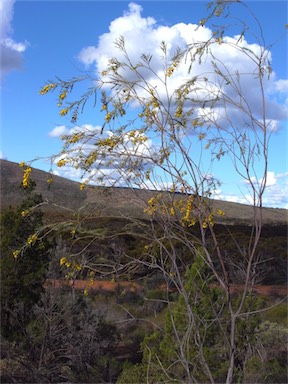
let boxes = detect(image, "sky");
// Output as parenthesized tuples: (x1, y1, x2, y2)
(1, 0, 288, 208)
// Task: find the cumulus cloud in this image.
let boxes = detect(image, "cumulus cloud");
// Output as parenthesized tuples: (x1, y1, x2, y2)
(214, 171, 288, 208)
(77, 2, 287, 133)
(50, 3, 287, 208)
(0, 0, 28, 81)
(48, 125, 69, 138)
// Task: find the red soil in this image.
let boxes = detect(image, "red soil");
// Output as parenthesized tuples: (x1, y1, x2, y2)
(45, 278, 143, 293)
(45, 279, 287, 297)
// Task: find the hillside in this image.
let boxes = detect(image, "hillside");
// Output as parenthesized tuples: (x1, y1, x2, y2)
(0, 159, 287, 226)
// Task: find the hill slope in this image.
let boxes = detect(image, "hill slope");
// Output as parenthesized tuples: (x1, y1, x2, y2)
(1, 159, 287, 226)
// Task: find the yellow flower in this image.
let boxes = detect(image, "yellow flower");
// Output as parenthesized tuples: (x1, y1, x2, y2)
(83, 288, 89, 296)
(80, 183, 86, 190)
(60, 257, 67, 266)
(175, 107, 182, 117)
(13, 250, 20, 259)
(47, 177, 53, 184)
(22, 167, 32, 188)
(57, 158, 68, 167)
(21, 209, 30, 217)
(27, 233, 38, 246)
(216, 209, 225, 216)
(105, 112, 112, 123)
(19, 161, 25, 168)
(59, 90, 67, 100)
(73, 262, 82, 271)
(39, 83, 56, 95)
(59, 108, 68, 116)
(166, 67, 174, 77)
(69, 133, 81, 144)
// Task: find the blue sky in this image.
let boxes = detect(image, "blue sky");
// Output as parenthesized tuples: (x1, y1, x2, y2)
(1, 0, 287, 208)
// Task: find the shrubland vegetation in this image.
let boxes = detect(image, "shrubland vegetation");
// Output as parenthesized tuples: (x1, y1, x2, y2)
(1, 0, 287, 383)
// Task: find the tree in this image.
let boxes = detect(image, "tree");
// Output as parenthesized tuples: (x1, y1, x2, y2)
(0, 181, 50, 340)
(27, 1, 286, 383)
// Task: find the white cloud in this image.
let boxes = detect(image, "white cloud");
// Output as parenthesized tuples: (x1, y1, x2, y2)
(215, 171, 288, 208)
(48, 125, 69, 138)
(265, 171, 277, 187)
(50, 3, 288, 208)
(77, 2, 287, 133)
(0, 0, 28, 81)
(274, 79, 288, 93)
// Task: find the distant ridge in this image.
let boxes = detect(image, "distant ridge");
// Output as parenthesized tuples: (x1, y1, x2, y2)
(1, 159, 287, 226)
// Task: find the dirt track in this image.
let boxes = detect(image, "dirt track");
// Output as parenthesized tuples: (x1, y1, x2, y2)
(45, 279, 287, 297)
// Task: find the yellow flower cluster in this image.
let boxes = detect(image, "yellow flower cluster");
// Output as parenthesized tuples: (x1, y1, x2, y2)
(144, 193, 225, 228)
(175, 107, 183, 118)
(127, 130, 148, 145)
(80, 183, 86, 190)
(69, 133, 81, 144)
(85, 152, 97, 167)
(21, 209, 30, 218)
(59, 90, 67, 100)
(47, 177, 53, 184)
(60, 257, 71, 267)
(215, 37, 223, 45)
(59, 108, 69, 116)
(152, 98, 159, 108)
(57, 158, 68, 167)
(97, 137, 119, 150)
(39, 83, 56, 95)
(105, 112, 113, 123)
(179, 196, 197, 227)
(13, 250, 20, 259)
(143, 194, 163, 216)
(202, 213, 214, 229)
(22, 167, 32, 188)
(60, 257, 81, 271)
(166, 61, 179, 77)
(27, 233, 38, 246)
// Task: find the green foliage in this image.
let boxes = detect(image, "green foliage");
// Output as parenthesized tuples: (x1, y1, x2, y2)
(0, 185, 51, 340)
(242, 321, 288, 383)
(117, 362, 146, 384)
(262, 302, 288, 326)
(132, 254, 268, 383)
